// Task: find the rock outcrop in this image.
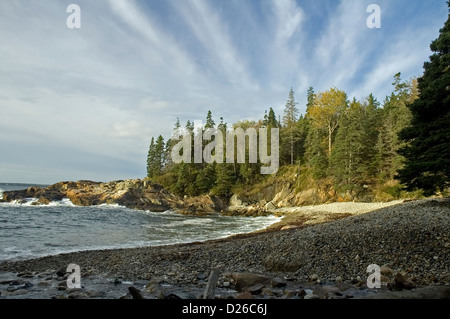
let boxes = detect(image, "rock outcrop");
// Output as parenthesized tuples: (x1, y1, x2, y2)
(0, 179, 226, 215)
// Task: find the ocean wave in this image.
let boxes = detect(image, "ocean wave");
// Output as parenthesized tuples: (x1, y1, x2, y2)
(97, 203, 128, 209)
(165, 218, 216, 227)
(0, 197, 76, 207)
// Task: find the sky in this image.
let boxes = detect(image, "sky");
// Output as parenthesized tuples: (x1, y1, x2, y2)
(0, 0, 447, 185)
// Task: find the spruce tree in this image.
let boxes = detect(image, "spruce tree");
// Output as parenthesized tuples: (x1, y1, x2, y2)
(281, 88, 300, 165)
(375, 74, 414, 181)
(397, 4, 450, 195)
(147, 137, 156, 178)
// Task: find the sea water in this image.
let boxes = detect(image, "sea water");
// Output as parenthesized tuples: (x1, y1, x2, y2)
(0, 183, 280, 262)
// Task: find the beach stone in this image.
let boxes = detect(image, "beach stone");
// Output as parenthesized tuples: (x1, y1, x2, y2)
(381, 265, 394, 276)
(390, 273, 416, 291)
(236, 291, 253, 299)
(17, 272, 34, 278)
(9, 279, 24, 286)
(23, 282, 33, 289)
(283, 289, 296, 298)
(197, 273, 208, 280)
(309, 274, 319, 282)
(68, 291, 88, 299)
(10, 289, 28, 296)
(56, 267, 67, 277)
(304, 293, 320, 299)
(261, 288, 274, 296)
(270, 277, 286, 288)
(227, 273, 272, 292)
(38, 281, 52, 287)
(313, 285, 341, 298)
(246, 284, 265, 295)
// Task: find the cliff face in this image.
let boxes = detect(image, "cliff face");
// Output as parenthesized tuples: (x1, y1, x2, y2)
(0, 180, 227, 215)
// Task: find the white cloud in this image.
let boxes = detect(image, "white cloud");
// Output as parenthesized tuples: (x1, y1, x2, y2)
(174, 0, 256, 89)
(0, 0, 444, 183)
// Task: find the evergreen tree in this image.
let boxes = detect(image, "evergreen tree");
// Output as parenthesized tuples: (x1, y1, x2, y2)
(360, 94, 382, 181)
(281, 88, 300, 165)
(154, 135, 166, 176)
(375, 74, 414, 181)
(330, 99, 366, 188)
(212, 119, 235, 197)
(195, 163, 216, 194)
(306, 86, 315, 109)
(267, 107, 278, 127)
(175, 117, 181, 130)
(397, 5, 450, 195)
(147, 137, 155, 178)
(304, 87, 328, 178)
(205, 110, 215, 129)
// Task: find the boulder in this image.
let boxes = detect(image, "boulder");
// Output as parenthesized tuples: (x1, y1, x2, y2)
(226, 273, 273, 292)
(264, 201, 276, 211)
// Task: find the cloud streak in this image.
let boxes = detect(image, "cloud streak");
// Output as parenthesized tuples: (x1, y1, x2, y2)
(0, 0, 446, 184)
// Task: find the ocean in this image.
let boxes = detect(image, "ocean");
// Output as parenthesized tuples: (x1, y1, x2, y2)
(0, 183, 280, 262)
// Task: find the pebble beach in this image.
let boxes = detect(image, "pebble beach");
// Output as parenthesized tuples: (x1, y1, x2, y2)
(1, 198, 449, 299)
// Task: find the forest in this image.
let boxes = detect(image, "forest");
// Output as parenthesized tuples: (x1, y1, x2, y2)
(146, 13, 449, 201)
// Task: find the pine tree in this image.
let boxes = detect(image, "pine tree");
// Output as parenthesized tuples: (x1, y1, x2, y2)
(212, 118, 235, 197)
(154, 135, 166, 176)
(147, 137, 155, 178)
(375, 74, 414, 181)
(267, 107, 278, 127)
(205, 110, 215, 129)
(360, 94, 382, 181)
(281, 88, 300, 165)
(304, 87, 328, 178)
(397, 5, 450, 195)
(330, 99, 366, 189)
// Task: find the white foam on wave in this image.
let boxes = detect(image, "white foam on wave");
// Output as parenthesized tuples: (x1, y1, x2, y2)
(48, 198, 76, 207)
(97, 203, 128, 209)
(1, 197, 77, 207)
(166, 218, 215, 227)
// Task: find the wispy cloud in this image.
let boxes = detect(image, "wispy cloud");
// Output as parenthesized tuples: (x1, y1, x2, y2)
(0, 0, 446, 183)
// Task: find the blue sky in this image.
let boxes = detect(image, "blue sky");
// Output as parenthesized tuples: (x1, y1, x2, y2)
(0, 0, 447, 184)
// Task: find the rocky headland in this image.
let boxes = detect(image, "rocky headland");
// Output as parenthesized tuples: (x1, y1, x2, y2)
(0, 179, 228, 215)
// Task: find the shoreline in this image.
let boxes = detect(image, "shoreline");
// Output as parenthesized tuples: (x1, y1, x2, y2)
(1, 198, 449, 299)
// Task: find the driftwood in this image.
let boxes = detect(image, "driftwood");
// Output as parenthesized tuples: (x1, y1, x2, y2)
(203, 269, 220, 299)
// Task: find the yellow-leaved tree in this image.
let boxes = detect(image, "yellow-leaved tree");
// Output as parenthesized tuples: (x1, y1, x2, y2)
(307, 87, 348, 156)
